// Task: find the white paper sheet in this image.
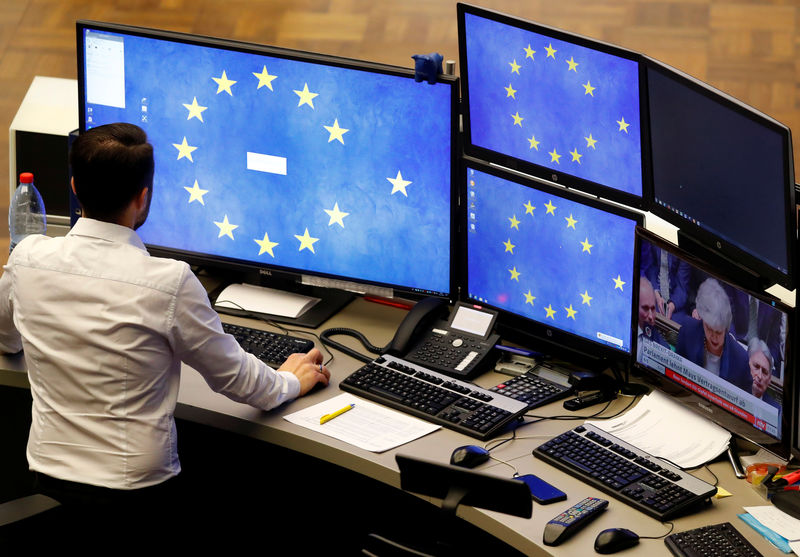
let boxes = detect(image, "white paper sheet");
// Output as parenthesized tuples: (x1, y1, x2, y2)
(283, 393, 440, 452)
(586, 389, 731, 468)
(745, 506, 800, 542)
(214, 282, 319, 318)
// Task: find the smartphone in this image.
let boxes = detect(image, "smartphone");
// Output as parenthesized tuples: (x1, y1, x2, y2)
(515, 474, 567, 504)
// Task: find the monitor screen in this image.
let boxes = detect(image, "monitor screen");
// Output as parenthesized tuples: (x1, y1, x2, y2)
(462, 159, 641, 367)
(634, 228, 792, 457)
(76, 21, 456, 299)
(457, 3, 645, 207)
(646, 58, 795, 290)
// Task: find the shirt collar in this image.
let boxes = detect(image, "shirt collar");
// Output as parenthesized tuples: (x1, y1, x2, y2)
(67, 217, 148, 252)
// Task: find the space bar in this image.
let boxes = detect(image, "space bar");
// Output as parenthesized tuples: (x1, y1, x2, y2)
(561, 455, 594, 476)
(368, 385, 406, 403)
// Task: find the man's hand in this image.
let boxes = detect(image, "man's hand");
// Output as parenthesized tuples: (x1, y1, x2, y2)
(279, 348, 330, 395)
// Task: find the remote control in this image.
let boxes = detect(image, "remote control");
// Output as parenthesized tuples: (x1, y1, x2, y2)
(542, 496, 609, 546)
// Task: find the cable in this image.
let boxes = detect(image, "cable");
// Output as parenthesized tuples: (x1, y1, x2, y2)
(319, 327, 389, 363)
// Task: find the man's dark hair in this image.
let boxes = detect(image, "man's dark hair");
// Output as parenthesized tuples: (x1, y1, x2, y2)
(70, 123, 154, 222)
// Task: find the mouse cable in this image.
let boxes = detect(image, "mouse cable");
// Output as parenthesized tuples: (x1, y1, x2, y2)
(319, 327, 387, 364)
(637, 521, 675, 540)
(215, 299, 335, 366)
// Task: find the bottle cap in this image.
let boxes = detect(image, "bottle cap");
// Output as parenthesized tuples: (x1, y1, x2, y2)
(19, 172, 34, 183)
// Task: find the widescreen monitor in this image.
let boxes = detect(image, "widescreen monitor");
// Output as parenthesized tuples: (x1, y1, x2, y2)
(634, 228, 792, 459)
(461, 158, 641, 370)
(646, 58, 796, 290)
(76, 21, 457, 303)
(457, 3, 646, 208)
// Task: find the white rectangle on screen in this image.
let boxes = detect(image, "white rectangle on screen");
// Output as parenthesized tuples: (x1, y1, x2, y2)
(247, 152, 287, 175)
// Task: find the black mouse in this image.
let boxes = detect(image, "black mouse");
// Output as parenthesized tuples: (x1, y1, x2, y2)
(594, 528, 639, 554)
(450, 445, 490, 468)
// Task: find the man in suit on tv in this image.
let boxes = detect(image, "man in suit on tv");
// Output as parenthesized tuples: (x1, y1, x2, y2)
(676, 277, 751, 393)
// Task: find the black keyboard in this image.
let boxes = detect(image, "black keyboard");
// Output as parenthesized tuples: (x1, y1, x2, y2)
(490, 372, 572, 409)
(665, 522, 763, 557)
(532, 424, 717, 521)
(223, 322, 314, 367)
(339, 354, 529, 440)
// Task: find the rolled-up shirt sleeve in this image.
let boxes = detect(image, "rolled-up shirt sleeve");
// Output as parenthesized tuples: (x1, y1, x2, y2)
(0, 260, 22, 354)
(169, 267, 300, 410)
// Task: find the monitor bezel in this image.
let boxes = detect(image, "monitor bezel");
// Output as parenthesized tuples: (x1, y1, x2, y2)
(644, 56, 796, 292)
(75, 19, 460, 302)
(632, 226, 794, 460)
(458, 156, 644, 371)
(456, 2, 650, 210)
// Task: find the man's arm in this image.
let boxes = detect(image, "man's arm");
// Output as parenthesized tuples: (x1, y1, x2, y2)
(0, 263, 22, 353)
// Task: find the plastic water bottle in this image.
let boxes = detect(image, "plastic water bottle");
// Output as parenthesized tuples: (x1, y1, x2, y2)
(8, 172, 46, 253)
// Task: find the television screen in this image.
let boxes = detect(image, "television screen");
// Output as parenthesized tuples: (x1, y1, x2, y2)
(647, 58, 795, 290)
(77, 21, 456, 299)
(458, 3, 645, 207)
(634, 228, 791, 457)
(462, 159, 641, 366)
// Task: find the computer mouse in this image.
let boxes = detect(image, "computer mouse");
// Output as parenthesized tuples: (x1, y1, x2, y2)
(594, 528, 640, 554)
(450, 445, 490, 468)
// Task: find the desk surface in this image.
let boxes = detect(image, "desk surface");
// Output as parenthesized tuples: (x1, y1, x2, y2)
(0, 296, 784, 556)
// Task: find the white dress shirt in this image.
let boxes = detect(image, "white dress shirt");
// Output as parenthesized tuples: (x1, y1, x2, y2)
(0, 218, 300, 489)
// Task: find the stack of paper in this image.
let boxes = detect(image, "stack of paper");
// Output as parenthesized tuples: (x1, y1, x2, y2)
(740, 506, 800, 554)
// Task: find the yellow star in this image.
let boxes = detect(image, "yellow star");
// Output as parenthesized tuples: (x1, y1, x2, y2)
(508, 215, 520, 229)
(173, 137, 197, 162)
(527, 135, 540, 150)
(524, 44, 536, 59)
(509, 267, 521, 281)
(294, 83, 319, 109)
(617, 117, 630, 133)
(214, 215, 238, 240)
(565, 214, 577, 229)
(253, 65, 277, 91)
(549, 148, 561, 164)
(387, 171, 412, 197)
(182, 97, 208, 122)
(613, 275, 626, 291)
(524, 290, 536, 305)
(184, 180, 208, 205)
(324, 119, 349, 144)
(324, 202, 349, 227)
(505, 83, 517, 98)
(254, 232, 279, 257)
(581, 238, 593, 253)
(583, 81, 596, 96)
(570, 148, 582, 164)
(295, 228, 319, 253)
(509, 59, 521, 74)
(503, 238, 515, 253)
(566, 57, 579, 72)
(212, 70, 236, 95)
(512, 112, 524, 126)
(545, 43, 557, 58)
(544, 304, 556, 319)
(545, 200, 557, 215)
(585, 133, 598, 149)
(524, 201, 535, 215)
(565, 304, 577, 320)
(581, 290, 593, 306)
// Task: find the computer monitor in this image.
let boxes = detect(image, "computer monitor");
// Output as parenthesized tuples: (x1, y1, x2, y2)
(646, 57, 796, 291)
(75, 21, 457, 318)
(457, 3, 646, 208)
(461, 158, 642, 371)
(634, 227, 792, 459)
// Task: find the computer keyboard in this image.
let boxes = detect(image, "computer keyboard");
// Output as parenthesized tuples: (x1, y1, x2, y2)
(489, 372, 572, 409)
(665, 522, 763, 557)
(223, 322, 314, 368)
(339, 354, 529, 440)
(532, 424, 717, 521)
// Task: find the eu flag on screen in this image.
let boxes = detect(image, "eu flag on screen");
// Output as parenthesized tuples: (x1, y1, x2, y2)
(85, 31, 452, 295)
(466, 167, 636, 352)
(463, 14, 642, 197)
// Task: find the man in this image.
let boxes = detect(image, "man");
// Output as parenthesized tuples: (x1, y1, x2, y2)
(676, 277, 750, 393)
(0, 123, 330, 540)
(748, 338, 773, 398)
(636, 276, 669, 361)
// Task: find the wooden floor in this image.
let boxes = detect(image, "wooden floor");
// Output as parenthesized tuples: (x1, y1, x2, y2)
(0, 0, 797, 258)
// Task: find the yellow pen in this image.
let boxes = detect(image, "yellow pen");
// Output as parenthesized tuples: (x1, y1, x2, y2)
(319, 403, 355, 425)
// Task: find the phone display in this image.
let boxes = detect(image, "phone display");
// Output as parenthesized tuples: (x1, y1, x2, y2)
(515, 474, 567, 504)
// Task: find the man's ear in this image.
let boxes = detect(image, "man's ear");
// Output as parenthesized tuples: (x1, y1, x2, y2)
(136, 187, 149, 209)
(70, 177, 76, 196)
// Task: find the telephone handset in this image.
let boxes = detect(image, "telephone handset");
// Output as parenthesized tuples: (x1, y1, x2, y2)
(388, 298, 501, 380)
